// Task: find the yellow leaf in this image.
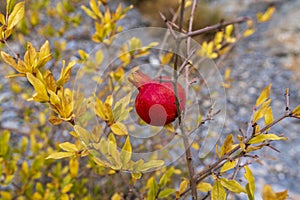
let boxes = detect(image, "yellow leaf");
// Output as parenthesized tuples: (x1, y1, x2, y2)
(36, 40, 52, 68)
(244, 166, 255, 200)
(264, 107, 274, 126)
(191, 142, 200, 150)
(69, 158, 79, 178)
(111, 193, 122, 200)
(243, 29, 255, 37)
(248, 133, 287, 144)
(74, 125, 90, 146)
(257, 6, 276, 23)
(164, 123, 175, 132)
(21, 161, 29, 177)
(1, 51, 26, 74)
(0, 191, 12, 200)
(111, 122, 128, 136)
(46, 152, 73, 159)
(0, 13, 5, 25)
(96, 50, 103, 65)
(59, 142, 78, 152)
(220, 134, 233, 156)
(220, 178, 246, 193)
(7, 1, 25, 30)
(216, 144, 221, 158)
(160, 52, 173, 65)
(253, 99, 272, 123)
(197, 182, 212, 192)
(48, 115, 64, 125)
(44, 70, 57, 92)
(61, 183, 73, 193)
(220, 160, 236, 173)
(256, 84, 272, 107)
(179, 178, 188, 194)
(57, 60, 76, 87)
(292, 104, 300, 116)
(212, 180, 226, 200)
(26, 73, 49, 102)
(95, 97, 107, 120)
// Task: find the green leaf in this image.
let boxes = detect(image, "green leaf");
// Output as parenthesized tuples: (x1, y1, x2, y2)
(120, 136, 132, 166)
(111, 122, 128, 136)
(244, 166, 255, 200)
(220, 178, 246, 193)
(46, 152, 73, 159)
(220, 160, 237, 173)
(212, 180, 226, 200)
(248, 133, 287, 144)
(26, 73, 49, 102)
(197, 182, 213, 192)
(141, 160, 164, 172)
(59, 142, 78, 152)
(158, 188, 175, 198)
(256, 84, 272, 107)
(7, 1, 25, 30)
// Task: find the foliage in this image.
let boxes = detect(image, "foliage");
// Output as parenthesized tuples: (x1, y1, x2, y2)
(0, 0, 298, 199)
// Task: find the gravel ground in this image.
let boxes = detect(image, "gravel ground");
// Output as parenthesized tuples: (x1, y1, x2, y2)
(1, 0, 300, 198)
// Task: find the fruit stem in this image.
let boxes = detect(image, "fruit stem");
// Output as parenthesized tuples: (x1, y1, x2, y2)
(128, 70, 153, 89)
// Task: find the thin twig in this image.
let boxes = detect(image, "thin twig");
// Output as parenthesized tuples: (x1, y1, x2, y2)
(181, 16, 250, 39)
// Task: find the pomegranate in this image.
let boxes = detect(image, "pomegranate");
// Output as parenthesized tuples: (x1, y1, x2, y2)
(128, 70, 186, 126)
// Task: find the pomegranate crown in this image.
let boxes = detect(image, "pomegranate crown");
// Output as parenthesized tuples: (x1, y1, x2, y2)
(128, 70, 153, 89)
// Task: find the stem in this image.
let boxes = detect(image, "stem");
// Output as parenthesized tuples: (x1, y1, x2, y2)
(180, 113, 291, 197)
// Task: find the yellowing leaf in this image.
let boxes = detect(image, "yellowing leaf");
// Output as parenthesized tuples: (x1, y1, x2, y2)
(197, 182, 212, 192)
(147, 177, 158, 200)
(111, 122, 128, 136)
(59, 142, 78, 152)
(220, 178, 246, 193)
(57, 60, 76, 87)
(120, 136, 132, 166)
(262, 184, 288, 200)
(158, 188, 175, 198)
(244, 166, 255, 200)
(220, 160, 237, 173)
(74, 125, 90, 146)
(7, 1, 25, 30)
(248, 133, 287, 144)
(26, 73, 49, 102)
(46, 152, 73, 159)
(256, 84, 272, 107)
(141, 160, 164, 172)
(179, 178, 188, 194)
(212, 181, 226, 200)
(257, 6, 276, 23)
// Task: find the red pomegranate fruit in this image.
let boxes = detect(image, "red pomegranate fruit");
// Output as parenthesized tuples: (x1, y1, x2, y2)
(128, 70, 186, 126)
